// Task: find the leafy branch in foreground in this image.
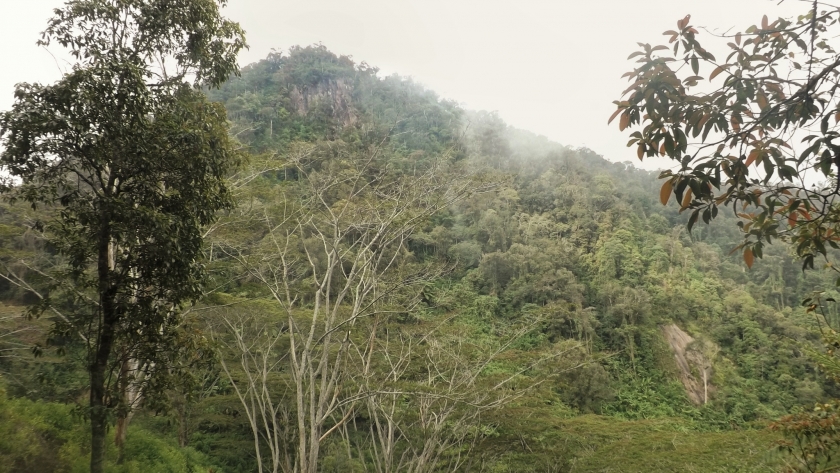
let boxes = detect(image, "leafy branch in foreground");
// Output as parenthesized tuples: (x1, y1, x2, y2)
(611, 3, 840, 275)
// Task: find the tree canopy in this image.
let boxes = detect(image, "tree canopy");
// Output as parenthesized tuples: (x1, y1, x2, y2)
(0, 1, 245, 471)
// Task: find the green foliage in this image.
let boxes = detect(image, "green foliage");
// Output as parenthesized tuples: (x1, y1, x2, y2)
(0, 1, 245, 471)
(0, 387, 220, 472)
(208, 44, 464, 157)
(478, 406, 783, 472)
(771, 400, 840, 473)
(199, 44, 840, 469)
(613, 4, 840, 274)
(611, 6, 840, 468)
(4, 38, 840, 470)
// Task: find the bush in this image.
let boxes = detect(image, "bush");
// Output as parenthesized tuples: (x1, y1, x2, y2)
(0, 386, 221, 472)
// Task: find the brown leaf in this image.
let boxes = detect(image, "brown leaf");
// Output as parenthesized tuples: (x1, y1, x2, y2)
(788, 212, 798, 228)
(660, 179, 673, 205)
(709, 64, 727, 81)
(622, 79, 644, 95)
(745, 149, 759, 167)
(744, 247, 754, 269)
(619, 113, 630, 131)
(608, 108, 622, 125)
(731, 114, 741, 132)
(697, 113, 710, 132)
(681, 187, 693, 210)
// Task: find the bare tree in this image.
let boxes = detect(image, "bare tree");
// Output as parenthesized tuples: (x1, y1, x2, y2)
(341, 317, 585, 473)
(214, 141, 489, 473)
(215, 309, 293, 473)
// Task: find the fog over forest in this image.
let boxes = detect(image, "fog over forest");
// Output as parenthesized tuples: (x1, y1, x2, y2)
(0, 0, 807, 168)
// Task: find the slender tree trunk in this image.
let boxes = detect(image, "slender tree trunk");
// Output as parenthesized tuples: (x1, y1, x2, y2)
(115, 401, 128, 461)
(177, 398, 189, 447)
(90, 355, 109, 473)
(90, 310, 117, 473)
(115, 358, 139, 462)
(91, 225, 117, 473)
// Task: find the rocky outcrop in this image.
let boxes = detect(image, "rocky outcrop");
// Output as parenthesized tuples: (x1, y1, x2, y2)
(661, 324, 716, 405)
(289, 78, 357, 127)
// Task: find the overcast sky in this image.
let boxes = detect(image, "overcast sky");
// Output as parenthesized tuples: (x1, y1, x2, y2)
(0, 0, 811, 170)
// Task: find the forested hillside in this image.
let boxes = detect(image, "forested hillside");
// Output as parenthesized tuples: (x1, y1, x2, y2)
(1, 44, 838, 472)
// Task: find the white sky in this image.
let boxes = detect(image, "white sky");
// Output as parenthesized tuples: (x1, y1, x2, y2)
(0, 0, 811, 170)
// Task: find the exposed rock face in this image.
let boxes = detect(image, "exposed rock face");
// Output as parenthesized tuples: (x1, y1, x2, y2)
(662, 324, 715, 405)
(289, 78, 357, 127)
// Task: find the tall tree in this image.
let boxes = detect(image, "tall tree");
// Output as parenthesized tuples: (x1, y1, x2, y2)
(0, 1, 245, 471)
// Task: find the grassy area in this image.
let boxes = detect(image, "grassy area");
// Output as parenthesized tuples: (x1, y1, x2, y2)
(477, 404, 782, 472)
(562, 416, 780, 472)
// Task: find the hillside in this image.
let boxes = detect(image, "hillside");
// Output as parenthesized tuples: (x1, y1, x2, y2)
(1, 44, 837, 472)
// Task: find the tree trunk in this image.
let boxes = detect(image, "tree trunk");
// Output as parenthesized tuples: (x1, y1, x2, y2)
(90, 314, 116, 473)
(177, 397, 189, 447)
(91, 226, 117, 473)
(115, 359, 128, 462)
(115, 357, 140, 462)
(115, 416, 129, 463)
(90, 358, 109, 473)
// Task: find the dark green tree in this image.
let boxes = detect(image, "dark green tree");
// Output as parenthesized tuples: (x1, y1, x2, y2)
(0, 1, 245, 471)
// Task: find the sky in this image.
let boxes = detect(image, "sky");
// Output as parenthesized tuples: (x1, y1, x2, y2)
(0, 0, 811, 170)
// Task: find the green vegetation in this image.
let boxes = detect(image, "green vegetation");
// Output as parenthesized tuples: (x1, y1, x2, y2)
(613, 4, 840, 470)
(1, 3, 839, 471)
(0, 1, 245, 471)
(0, 387, 221, 472)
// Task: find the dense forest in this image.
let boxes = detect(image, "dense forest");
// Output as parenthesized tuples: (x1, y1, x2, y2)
(2, 42, 840, 472)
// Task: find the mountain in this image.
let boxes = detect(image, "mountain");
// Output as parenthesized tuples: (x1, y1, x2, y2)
(0, 44, 836, 472)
